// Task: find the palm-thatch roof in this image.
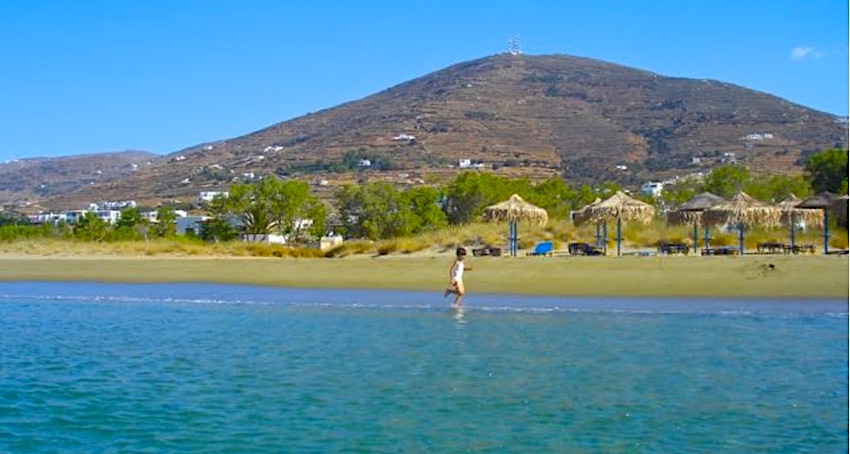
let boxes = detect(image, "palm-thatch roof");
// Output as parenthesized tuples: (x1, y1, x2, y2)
(667, 192, 725, 225)
(777, 194, 823, 228)
(703, 191, 780, 228)
(482, 194, 548, 225)
(796, 191, 837, 209)
(570, 197, 601, 226)
(587, 190, 655, 224)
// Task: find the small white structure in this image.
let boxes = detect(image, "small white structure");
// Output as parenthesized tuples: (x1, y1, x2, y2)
(312, 234, 344, 251)
(615, 164, 628, 171)
(96, 210, 122, 225)
(393, 133, 416, 141)
(142, 211, 159, 223)
(458, 159, 472, 169)
(241, 233, 287, 244)
(640, 181, 665, 197)
(721, 152, 737, 163)
(357, 159, 372, 168)
(30, 212, 67, 224)
(198, 191, 229, 204)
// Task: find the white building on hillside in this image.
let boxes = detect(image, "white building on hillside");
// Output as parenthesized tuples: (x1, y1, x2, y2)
(640, 181, 665, 197)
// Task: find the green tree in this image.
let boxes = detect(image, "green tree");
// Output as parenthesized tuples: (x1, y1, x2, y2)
(744, 173, 812, 202)
(112, 206, 148, 240)
(155, 207, 177, 238)
(212, 176, 328, 240)
(528, 178, 579, 220)
(704, 164, 750, 198)
(403, 186, 448, 233)
(805, 148, 848, 193)
(661, 178, 705, 207)
(442, 172, 529, 224)
(74, 212, 108, 241)
(199, 217, 239, 242)
(335, 182, 453, 239)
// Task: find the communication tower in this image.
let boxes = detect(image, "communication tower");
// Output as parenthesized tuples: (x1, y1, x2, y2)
(508, 36, 521, 55)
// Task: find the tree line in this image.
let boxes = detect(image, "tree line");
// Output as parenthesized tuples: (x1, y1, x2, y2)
(1, 148, 846, 243)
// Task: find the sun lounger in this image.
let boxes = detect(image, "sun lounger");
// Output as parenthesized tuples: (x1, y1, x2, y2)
(527, 241, 554, 256)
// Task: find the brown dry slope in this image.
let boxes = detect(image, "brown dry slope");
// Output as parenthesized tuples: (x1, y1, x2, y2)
(39, 53, 849, 209)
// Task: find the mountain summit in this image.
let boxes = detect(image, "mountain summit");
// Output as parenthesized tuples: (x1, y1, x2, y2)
(21, 53, 850, 209)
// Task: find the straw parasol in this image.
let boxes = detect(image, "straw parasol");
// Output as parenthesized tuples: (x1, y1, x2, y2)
(667, 192, 725, 254)
(703, 192, 780, 254)
(483, 194, 548, 257)
(776, 194, 823, 249)
(571, 198, 607, 252)
(585, 190, 655, 256)
(570, 198, 600, 226)
(796, 192, 837, 254)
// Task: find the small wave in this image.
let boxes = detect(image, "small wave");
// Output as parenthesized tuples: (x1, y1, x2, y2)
(0, 282, 845, 316)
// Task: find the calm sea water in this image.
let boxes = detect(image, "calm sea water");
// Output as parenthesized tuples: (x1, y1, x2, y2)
(0, 282, 846, 453)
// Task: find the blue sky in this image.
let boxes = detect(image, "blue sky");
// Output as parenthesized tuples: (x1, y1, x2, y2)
(1, 0, 847, 162)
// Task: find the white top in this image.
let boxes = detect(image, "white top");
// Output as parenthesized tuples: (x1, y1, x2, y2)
(452, 260, 465, 282)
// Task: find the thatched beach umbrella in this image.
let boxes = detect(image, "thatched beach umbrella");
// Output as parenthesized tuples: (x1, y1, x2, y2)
(776, 194, 823, 248)
(586, 191, 656, 256)
(796, 192, 837, 254)
(571, 198, 608, 250)
(703, 192, 780, 254)
(483, 194, 548, 257)
(667, 192, 725, 254)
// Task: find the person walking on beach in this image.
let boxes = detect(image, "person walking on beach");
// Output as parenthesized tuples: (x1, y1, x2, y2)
(445, 247, 472, 309)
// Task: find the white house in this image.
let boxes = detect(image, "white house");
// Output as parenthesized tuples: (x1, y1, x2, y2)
(96, 210, 122, 225)
(357, 159, 372, 168)
(241, 233, 287, 244)
(458, 159, 472, 168)
(640, 181, 664, 197)
(198, 191, 229, 204)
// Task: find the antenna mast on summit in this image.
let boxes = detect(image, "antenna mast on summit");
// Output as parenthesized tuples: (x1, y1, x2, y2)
(508, 36, 521, 55)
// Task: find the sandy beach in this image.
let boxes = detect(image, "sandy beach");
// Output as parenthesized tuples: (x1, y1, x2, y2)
(0, 253, 846, 298)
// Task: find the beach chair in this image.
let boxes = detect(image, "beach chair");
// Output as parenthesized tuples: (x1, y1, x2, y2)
(527, 241, 554, 256)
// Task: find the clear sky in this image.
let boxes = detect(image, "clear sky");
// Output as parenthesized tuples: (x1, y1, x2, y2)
(1, 0, 847, 162)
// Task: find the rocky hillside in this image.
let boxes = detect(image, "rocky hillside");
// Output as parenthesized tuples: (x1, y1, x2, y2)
(14, 53, 849, 210)
(0, 151, 161, 210)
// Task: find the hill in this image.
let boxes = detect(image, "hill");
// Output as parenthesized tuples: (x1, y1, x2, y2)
(0, 151, 161, 210)
(13, 53, 849, 210)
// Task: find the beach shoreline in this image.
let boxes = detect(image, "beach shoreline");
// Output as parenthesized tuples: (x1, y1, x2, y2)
(0, 254, 846, 299)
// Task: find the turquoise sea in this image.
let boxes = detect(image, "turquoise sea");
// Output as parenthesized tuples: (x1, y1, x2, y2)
(0, 282, 847, 453)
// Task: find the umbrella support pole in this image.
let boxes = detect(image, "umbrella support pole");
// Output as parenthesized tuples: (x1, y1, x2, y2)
(616, 218, 622, 257)
(595, 224, 601, 249)
(693, 223, 699, 254)
(704, 226, 711, 254)
(509, 220, 518, 257)
(738, 222, 745, 254)
(603, 223, 608, 255)
(790, 212, 796, 249)
(823, 209, 829, 254)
